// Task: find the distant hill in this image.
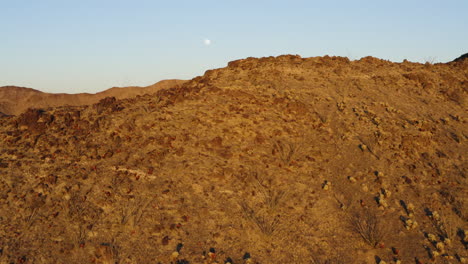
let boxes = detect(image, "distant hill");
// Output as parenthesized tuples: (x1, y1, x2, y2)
(0, 79, 186, 115)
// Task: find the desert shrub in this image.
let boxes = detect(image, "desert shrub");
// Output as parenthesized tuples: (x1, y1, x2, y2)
(236, 169, 287, 237)
(251, 173, 288, 211)
(427, 209, 458, 240)
(239, 201, 280, 236)
(257, 184, 287, 211)
(272, 139, 302, 166)
(119, 196, 153, 226)
(348, 208, 387, 247)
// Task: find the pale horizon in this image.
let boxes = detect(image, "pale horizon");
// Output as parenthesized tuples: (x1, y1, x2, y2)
(1, 0, 467, 93)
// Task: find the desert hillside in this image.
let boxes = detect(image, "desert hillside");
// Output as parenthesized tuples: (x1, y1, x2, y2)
(0, 55, 467, 264)
(0, 79, 186, 116)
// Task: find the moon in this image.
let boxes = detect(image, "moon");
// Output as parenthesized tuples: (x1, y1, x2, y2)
(204, 39, 211, 46)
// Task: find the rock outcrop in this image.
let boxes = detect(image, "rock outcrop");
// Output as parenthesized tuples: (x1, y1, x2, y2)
(453, 52, 468, 62)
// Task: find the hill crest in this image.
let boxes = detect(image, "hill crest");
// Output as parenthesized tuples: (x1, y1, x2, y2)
(0, 55, 466, 263)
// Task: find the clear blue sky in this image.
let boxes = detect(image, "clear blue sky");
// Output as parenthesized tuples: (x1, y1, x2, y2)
(1, 0, 467, 93)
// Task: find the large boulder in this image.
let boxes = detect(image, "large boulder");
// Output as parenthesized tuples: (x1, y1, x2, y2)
(16, 108, 55, 133)
(94, 97, 123, 114)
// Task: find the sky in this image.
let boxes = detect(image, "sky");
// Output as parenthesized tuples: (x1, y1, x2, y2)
(1, 0, 467, 93)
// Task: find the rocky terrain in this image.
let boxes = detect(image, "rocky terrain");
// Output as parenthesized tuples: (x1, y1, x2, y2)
(0, 79, 186, 116)
(0, 55, 467, 264)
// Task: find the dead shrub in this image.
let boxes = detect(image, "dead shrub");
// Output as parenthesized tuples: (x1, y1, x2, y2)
(272, 139, 302, 166)
(239, 201, 280, 236)
(120, 196, 153, 227)
(348, 208, 387, 247)
(259, 187, 287, 211)
(427, 208, 458, 240)
(250, 171, 288, 211)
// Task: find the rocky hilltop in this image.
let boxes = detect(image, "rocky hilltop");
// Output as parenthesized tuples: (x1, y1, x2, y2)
(0, 79, 186, 116)
(0, 55, 466, 264)
(453, 53, 468, 63)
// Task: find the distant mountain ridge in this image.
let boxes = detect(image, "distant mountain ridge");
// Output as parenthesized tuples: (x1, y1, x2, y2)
(0, 79, 186, 115)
